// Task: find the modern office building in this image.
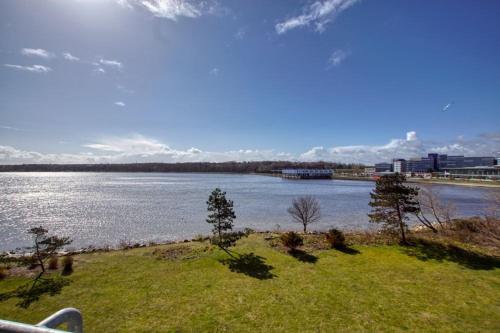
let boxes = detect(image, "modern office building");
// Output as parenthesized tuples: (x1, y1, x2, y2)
(428, 153, 439, 170)
(374, 154, 496, 175)
(407, 157, 433, 173)
(374, 162, 392, 172)
(463, 156, 495, 167)
(392, 159, 406, 173)
(444, 166, 500, 180)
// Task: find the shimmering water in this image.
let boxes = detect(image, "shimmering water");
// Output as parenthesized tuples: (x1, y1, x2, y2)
(0, 172, 496, 251)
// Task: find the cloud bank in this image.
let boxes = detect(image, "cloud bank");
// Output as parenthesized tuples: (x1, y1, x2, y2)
(1, 132, 499, 165)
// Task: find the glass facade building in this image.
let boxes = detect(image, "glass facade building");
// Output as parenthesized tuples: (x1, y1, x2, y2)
(375, 154, 496, 174)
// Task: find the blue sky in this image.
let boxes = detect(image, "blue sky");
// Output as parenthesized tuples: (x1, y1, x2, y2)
(1, 0, 499, 164)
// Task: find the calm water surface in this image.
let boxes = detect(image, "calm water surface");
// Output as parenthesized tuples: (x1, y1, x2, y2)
(0, 172, 496, 251)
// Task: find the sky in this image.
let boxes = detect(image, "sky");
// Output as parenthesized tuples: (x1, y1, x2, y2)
(0, 0, 499, 165)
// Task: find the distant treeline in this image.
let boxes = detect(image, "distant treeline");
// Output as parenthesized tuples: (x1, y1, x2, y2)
(0, 161, 365, 173)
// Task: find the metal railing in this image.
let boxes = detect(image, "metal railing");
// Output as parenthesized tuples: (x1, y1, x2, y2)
(0, 308, 82, 333)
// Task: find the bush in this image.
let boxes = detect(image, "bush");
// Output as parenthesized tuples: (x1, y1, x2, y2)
(0, 267, 7, 280)
(280, 232, 303, 251)
(48, 256, 58, 270)
(62, 256, 73, 275)
(325, 229, 346, 249)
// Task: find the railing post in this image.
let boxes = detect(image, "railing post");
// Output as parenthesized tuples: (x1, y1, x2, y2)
(36, 308, 82, 333)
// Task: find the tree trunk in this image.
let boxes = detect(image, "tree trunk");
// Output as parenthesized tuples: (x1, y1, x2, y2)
(399, 220, 407, 245)
(303, 224, 307, 233)
(396, 202, 408, 245)
(35, 237, 45, 273)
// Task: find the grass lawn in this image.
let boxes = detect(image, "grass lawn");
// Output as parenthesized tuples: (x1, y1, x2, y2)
(1, 233, 499, 332)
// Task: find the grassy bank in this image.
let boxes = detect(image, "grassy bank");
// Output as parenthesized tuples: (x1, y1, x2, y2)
(1, 233, 499, 332)
(331, 175, 500, 188)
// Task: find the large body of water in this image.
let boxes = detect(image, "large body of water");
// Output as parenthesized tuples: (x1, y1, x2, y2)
(0, 172, 496, 251)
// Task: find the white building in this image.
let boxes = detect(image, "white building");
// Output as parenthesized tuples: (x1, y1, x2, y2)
(393, 159, 407, 173)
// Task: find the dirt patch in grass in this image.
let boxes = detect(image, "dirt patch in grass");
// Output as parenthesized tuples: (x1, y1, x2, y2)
(152, 244, 211, 261)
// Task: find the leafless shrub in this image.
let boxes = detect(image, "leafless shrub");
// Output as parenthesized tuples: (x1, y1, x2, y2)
(416, 186, 456, 232)
(484, 190, 500, 220)
(287, 196, 321, 233)
(0, 267, 7, 280)
(61, 256, 73, 275)
(118, 239, 133, 250)
(48, 256, 58, 270)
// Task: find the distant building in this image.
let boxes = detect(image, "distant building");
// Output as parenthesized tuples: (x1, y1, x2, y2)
(374, 163, 392, 173)
(438, 155, 495, 169)
(392, 159, 406, 173)
(281, 169, 333, 179)
(407, 157, 433, 173)
(443, 166, 500, 180)
(364, 167, 376, 176)
(375, 154, 497, 178)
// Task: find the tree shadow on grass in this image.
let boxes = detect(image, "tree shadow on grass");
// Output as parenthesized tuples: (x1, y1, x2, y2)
(0, 277, 70, 308)
(289, 249, 318, 263)
(334, 246, 361, 255)
(402, 238, 500, 270)
(220, 252, 276, 280)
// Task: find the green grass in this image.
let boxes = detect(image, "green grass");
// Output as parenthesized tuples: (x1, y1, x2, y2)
(1, 234, 499, 332)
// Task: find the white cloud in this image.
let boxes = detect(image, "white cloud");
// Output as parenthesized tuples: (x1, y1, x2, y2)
(93, 67, 106, 74)
(327, 49, 349, 68)
(235, 27, 246, 40)
(0, 125, 22, 131)
(21, 48, 54, 58)
(115, 0, 134, 9)
(114, 101, 126, 107)
(276, 0, 360, 35)
(406, 131, 417, 141)
(4, 64, 52, 73)
(99, 58, 123, 69)
(141, 0, 201, 20)
(114, 0, 226, 20)
(62, 52, 80, 61)
(1, 132, 498, 165)
(300, 131, 500, 164)
(209, 67, 219, 76)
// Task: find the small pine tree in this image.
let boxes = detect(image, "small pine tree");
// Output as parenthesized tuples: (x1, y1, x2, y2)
(206, 188, 237, 249)
(368, 174, 419, 244)
(28, 226, 72, 275)
(0, 227, 72, 308)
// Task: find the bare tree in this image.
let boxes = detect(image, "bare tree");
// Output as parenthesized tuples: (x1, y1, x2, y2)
(287, 196, 321, 233)
(416, 186, 456, 232)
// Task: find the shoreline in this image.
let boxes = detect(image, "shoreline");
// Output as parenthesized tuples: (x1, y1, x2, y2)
(1, 170, 498, 188)
(331, 175, 500, 188)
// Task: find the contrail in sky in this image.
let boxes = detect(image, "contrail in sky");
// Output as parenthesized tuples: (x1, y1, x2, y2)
(442, 102, 454, 112)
